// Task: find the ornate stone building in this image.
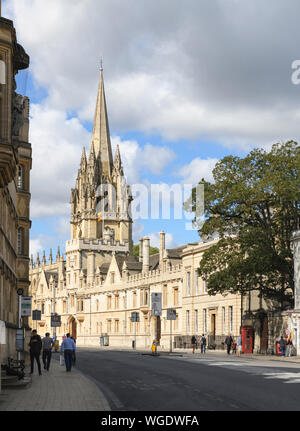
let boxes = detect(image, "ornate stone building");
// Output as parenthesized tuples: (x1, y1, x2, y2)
(28, 67, 253, 352)
(0, 4, 31, 369)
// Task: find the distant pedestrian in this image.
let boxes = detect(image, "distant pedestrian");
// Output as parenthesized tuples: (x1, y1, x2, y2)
(225, 334, 233, 355)
(200, 334, 207, 354)
(42, 332, 54, 371)
(286, 336, 293, 357)
(61, 333, 76, 372)
(29, 329, 42, 375)
(237, 335, 242, 356)
(279, 336, 286, 357)
(191, 335, 197, 354)
(232, 340, 237, 354)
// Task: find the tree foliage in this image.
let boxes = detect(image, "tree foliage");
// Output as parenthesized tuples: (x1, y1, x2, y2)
(185, 141, 300, 308)
(132, 244, 159, 257)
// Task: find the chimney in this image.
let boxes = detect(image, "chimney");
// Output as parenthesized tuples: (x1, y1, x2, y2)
(159, 231, 165, 267)
(142, 237, 150, 273)
(58, 255, 65, 279)
(139, 238, 143, 262)
(87, 251, 95, 278)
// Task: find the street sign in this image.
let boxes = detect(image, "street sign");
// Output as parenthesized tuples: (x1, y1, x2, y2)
(21, 296, 32, 317)
(167, 308, 177, 320)
(131, 312, 140, 322)
(51, 313, 61, 327)
(16, 328, 24, 351)
(17, 288, 24, 296)
(32, 309, 41, 321)
(151, 293, 162, 316)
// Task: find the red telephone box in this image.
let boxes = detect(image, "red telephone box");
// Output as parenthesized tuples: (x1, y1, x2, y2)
(241, 326, 253, 354)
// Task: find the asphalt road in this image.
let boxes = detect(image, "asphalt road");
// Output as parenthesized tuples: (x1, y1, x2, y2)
(73, 348, 300, 411)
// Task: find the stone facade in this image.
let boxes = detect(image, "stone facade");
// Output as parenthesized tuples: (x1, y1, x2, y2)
(28, 68, 274, 354)
(0, 6, 31, 375)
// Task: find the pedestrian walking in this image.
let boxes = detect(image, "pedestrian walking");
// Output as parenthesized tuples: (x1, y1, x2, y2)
(279, 336, 286, 357)
(200, 334, 207, 354)
(29, 329, 42, 375)
(61, 333, 76, 372)
(225, 334, 233, 355)
(237, 335, 242, 356)
(286, 336, 293, 357)
(191, 335, 197, 354)
(42, 332, 54, 371)
(232, 340, 237, 354)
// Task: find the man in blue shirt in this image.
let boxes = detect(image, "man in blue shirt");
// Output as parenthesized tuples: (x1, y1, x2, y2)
(60, 333, 76, 372)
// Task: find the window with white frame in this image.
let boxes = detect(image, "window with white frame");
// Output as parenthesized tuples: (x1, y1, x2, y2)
(229, 306, 233, 333)
(0, 59, 5, 84)
(222, 307, 226, 334)
(203, 309, 207, 333)
(195, 271, 199, 295)
(187, 271, 191, 296)
(186, 310, 190, 333)
(17, 228, 23, 255)
(195, 310, 198, 333)
(203, 278, 207, 294)
(17, 165, 23, 189)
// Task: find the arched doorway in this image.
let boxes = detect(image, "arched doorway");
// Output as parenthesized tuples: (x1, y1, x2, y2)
(69, 316, 77, 340)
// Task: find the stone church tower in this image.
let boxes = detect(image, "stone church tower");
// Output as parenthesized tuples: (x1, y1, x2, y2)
(66, 66, 133, 284)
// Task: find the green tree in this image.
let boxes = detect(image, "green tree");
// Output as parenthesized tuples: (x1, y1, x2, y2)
(132, 244, 159, 257)
(185, 141, 300, 308)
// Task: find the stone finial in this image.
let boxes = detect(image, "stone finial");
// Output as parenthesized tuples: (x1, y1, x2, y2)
(49, 248, 53, 265)
(56, 246, 60, 262)
(36, 252, 40, 266)
(42, 250, 46, 265)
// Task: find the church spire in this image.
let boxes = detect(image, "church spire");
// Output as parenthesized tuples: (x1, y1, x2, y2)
(90, 65, 113, 178)
(80, 147, 87, 170)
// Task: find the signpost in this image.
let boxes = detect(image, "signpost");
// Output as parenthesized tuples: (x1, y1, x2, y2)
(32, 309, 41, 330)
(21, 296, 32, 317)
(51, 313, 61, 327)
(131, 312, 140, 350)
(151, 293, 162, 354)
(167, 308, 177, 353)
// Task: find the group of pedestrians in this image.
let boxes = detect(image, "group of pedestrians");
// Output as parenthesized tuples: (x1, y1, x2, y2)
(224, 333, 242, 355)
(278, 335, 294, 357)
(29, 330, 76, 375)
(191, 334, 207, 354)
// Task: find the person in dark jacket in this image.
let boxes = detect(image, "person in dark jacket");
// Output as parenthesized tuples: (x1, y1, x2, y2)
(191, 335, 197, 354)
(42, 332, 54, 371)
(29, 329, 42, 375)
(225, 334, 233, 355)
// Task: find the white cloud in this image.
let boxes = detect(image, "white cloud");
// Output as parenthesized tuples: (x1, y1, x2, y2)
(111, 136, 176, 184)
(29, 102, 90, 218)
(5, 0, 300, 150)
(147, 232, 178, 249)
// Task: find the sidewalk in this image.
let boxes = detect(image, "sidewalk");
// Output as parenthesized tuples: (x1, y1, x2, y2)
(0, 356, 110, 411)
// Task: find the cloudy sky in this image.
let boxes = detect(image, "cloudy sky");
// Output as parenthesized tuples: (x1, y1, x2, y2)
(4, 0, 300, 257)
